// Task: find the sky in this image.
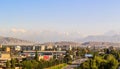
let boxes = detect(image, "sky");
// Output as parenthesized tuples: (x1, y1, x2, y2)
(0, 0, 120, 42)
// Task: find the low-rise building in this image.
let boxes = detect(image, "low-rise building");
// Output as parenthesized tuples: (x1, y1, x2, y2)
(0, 53, 11, 67)
(46, 45, 53, 50)
(0, 53, 11, 59)
(15, 46, 21, 51)
(5, 47, 10, 52)
(40, 45, 45, 51)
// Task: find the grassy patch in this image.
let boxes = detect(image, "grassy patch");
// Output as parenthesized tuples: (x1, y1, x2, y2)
(45, 63, 67, 69)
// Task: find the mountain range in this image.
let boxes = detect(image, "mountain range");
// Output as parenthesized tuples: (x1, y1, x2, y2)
(79, 35, 120, 43)
(0, 36, 35, 45)
(1, 33, 120, 45)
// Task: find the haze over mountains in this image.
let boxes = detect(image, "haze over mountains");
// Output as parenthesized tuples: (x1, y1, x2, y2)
(80, 35, 120, 42)
(1, 31, 120, 45)
(79, 31, 120, 42)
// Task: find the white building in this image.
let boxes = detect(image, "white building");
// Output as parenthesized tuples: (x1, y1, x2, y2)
(46, 45, 53, 49)
(40, 45, 45, 51)
(15, 46, 21, 51)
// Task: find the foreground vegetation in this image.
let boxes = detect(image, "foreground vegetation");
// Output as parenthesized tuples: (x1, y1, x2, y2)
(6, 57, 65, 69)
(45, 63, 67, 69)
(6, 50, 72, 69)
(77, 47, 120, 69)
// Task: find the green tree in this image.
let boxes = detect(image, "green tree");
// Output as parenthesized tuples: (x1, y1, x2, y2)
(90, 59, 98, 69)
(18, 61, 21, 69)
(76, 50, 81, 57)
(6, 60, 11, 69)
(80, 61, 90, 69)
(31, 60, 39, 69)
(22, 61, 33, 69)
(106, 55, 119, 69)
(95, 56, 106, 69)
(38, 61, 44, 69)
(64, 53, 72, 63)
(11, 58, 15, 69)
(34, 50, 39, 61)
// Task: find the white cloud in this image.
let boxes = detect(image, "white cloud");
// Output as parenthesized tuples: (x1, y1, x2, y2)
(11, 28, 27, 33)
(0, 29, 83, 42)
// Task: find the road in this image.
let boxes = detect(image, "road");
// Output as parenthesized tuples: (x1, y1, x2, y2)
(63, 58, 87, 69)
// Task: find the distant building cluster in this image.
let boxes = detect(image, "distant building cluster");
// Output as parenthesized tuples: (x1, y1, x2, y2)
(0, 41, 120, 68)
(0, 44, 73, 67)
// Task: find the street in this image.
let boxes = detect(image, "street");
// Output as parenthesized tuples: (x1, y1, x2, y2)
(63, 58, 87, 69)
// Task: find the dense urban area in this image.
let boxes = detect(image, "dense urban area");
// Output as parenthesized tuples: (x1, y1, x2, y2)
(0, 41, 120, 69)
(1, 0, 120, 69)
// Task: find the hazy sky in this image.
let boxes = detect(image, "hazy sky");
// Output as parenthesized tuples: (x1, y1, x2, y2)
(0, 0, 120, 42)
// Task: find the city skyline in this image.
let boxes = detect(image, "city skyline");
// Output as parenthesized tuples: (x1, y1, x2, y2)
(0, 0, 120, 42)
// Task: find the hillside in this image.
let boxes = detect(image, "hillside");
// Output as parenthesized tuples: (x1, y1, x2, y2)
(41, 41, 81, 46)
(79, 35, 120, 43)
(0, 36, 35, 45)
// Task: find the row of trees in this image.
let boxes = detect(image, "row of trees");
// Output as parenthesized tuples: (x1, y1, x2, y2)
(6, 58, 20, 69)
(78, 47, 120, 69)
(6, 58, 64, 69)
(22, 59, 64, 69)
(79, 54, 119, 69)
(6, 50, 72, 69)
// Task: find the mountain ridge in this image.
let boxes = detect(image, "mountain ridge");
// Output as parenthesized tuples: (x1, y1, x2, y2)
(79, 35, 120, 43)
(0, 36, 36, 45)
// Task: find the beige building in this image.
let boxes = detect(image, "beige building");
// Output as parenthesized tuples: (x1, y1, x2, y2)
(5, 47, 10, 52)
(0, 53, 11, 68)
(0, 44, 2, 48)
(46, 45, 53, 49)
(0, 53, 11, 59)
(40, 45, 45, 51)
